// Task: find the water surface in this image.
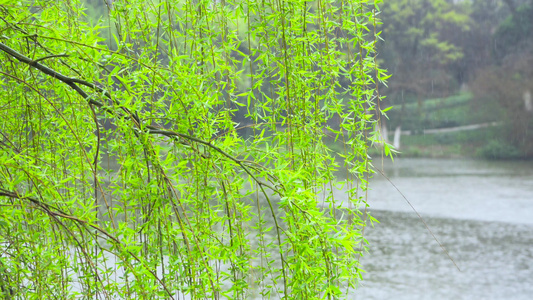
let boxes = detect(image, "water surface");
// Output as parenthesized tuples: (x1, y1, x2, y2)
(354, 158, 533, 300)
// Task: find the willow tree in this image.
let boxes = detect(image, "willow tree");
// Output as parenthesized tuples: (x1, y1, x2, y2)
(0, 0, 387, 298)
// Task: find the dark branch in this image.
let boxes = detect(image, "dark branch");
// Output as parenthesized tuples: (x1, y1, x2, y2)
(0, 41, 276, 193)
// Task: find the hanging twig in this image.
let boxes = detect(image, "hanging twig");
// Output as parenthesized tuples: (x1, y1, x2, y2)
(375, 168, 461, 271)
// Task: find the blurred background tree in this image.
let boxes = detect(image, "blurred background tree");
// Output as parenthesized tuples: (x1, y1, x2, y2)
(471, 0, 533, 157)
(376, 0, 533, 159)
(379, 0, 471, 100)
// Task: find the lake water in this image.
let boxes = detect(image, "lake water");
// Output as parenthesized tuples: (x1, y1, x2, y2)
(353, 158, 533, 300)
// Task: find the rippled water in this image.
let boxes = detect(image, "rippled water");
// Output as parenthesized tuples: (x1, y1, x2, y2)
(354, 158, 533, 300)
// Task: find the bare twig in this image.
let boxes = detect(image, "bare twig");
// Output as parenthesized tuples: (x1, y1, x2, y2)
(374, 168, 461, 271)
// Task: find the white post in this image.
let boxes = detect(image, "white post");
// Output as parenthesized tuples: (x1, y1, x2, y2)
(524, 90, 532, 112)
(393, 125, 401, 150)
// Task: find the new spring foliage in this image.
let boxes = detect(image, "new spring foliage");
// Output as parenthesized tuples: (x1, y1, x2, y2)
(0, 0, 387, 298)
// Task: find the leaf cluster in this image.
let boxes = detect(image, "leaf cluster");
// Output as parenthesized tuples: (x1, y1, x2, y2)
(0, 0, 386, 298)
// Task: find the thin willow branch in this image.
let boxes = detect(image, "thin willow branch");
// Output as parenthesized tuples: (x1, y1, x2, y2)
(148, 129, 278, 191)
(33, 53, 69, 63)
(0, 188, 175, 297)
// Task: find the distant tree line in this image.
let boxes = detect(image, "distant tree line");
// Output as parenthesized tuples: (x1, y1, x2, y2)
(379, 0, 533, 157)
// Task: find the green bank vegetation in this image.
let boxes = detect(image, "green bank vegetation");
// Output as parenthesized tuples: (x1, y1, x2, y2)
(376, 91, 525, 159)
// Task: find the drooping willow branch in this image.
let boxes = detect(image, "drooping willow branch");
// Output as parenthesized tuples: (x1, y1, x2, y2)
(0, 41, 276, 192)
(0, 40, 290, 292)
(0, 188, 175, 297)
